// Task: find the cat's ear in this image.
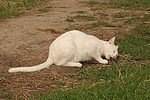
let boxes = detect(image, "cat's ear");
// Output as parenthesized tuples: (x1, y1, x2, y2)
(108, 37, 115, 44)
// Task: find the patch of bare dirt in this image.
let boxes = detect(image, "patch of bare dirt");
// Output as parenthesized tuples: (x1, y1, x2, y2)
(0, 0, 145, 99)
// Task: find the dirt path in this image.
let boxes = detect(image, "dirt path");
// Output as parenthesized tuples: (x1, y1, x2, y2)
(0, 0, 141, 99)
(0, 0, 90, 69)
(0, 0, 96, 99)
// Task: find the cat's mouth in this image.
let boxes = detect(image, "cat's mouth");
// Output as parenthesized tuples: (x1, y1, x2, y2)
(109, 55, 119, 62)
(102, 55, 117, 61)
(103, 55, 117, 60)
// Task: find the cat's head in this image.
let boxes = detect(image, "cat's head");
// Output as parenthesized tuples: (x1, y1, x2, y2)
(103, 37, 118, 60)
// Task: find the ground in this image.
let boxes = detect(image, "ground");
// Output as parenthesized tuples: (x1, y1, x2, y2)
(0, 0, 147, 99)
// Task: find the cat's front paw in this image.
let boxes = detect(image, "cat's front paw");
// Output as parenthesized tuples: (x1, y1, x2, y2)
(100, 60, 108, 64)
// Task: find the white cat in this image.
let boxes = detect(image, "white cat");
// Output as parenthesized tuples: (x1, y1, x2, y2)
(8, 30, 118, 73)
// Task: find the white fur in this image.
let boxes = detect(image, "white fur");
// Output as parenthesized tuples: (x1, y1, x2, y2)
(8, 30, 118, 73)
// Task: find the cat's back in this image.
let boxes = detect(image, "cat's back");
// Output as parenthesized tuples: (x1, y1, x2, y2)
(51, 30, 102, 50)
(61, 30, 87, 38)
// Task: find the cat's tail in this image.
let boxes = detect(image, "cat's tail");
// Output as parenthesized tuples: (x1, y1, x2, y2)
(8, 56, 53, 73)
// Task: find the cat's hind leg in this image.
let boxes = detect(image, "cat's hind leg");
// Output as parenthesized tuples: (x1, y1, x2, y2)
(62, 62, 82, 67)
(54, 55, 82, 67)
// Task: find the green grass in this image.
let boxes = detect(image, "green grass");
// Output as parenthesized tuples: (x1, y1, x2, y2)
(132, 24, 150, 36)
(117, 24, 150, 60)
(0, 0, 41, 19)
(124, 13, 150, 25)
(35, 63, 150, 100)
(117, 35, 150, 60)
(136, 0, 150, 8)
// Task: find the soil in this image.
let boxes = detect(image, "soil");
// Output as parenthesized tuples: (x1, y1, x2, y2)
(0, 0, 145, 99)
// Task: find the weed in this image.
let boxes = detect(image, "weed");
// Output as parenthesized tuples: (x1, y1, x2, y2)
(87, 0, 100, 6)
(76, 10, 86, 14)
(94, 12, 109, 20)
(110, 0, 150, 9)
(39, 6, 52, 13)
(113, 12, 127, 18)
(141, 14, 150, 22)
(66, 14, 96, 22)
(73, 21, 115, 30)
(110, 0, 133, 8)
(123, 16, 139, 25)
(86, 21, 115, 29)
(66, 17, 74, 22)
